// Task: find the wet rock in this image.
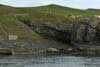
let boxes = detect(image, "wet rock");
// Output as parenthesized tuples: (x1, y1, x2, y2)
(46, 48, 59, 53)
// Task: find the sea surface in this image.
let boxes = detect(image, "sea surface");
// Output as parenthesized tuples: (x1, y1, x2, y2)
(0, 54, 100, 67)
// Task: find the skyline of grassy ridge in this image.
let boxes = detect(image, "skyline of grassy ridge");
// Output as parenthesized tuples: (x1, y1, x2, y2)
(0, 0, 100, 9)
(0, 4, 100, 16)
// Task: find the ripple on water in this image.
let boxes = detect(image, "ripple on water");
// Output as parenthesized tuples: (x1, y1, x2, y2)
(0, 55, 100, 67)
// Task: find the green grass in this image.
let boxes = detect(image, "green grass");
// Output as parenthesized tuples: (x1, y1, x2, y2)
(1, 4, 100, 16)
(16, 4, 100, 17)
(0, 4, 100, 40)
(0, 15, 42, 40)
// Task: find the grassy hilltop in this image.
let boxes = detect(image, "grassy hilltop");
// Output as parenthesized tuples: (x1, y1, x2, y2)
(0, 4, 100, 41)
(0, 4, 100, 16)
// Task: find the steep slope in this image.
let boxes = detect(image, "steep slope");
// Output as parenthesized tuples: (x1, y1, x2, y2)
(0, 15, 42, 40)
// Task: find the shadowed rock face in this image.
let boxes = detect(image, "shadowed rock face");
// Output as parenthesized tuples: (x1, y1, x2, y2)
(17, 16, 100, 47)
(75, 19, 100, 44)
(17, 16, 72, 44)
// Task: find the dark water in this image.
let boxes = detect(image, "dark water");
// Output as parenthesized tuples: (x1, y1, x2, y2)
(0, 54, 100, 67)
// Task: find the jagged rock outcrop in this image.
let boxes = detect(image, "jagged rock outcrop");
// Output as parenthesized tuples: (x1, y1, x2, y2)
(70, 19, 100, 44)
(17, 16, 100, 48)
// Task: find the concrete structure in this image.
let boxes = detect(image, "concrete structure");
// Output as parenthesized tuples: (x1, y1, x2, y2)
(8, 35, 18, 40)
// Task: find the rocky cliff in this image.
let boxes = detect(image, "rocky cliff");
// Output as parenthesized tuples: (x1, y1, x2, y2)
(17, 16, 100, 48)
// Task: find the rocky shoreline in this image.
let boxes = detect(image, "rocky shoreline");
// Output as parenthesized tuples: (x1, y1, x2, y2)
(1, 44, 100, 56)
(0, 40, 68, 55)
(0, 17, 100, 56)
(0, 40, 99, 56)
